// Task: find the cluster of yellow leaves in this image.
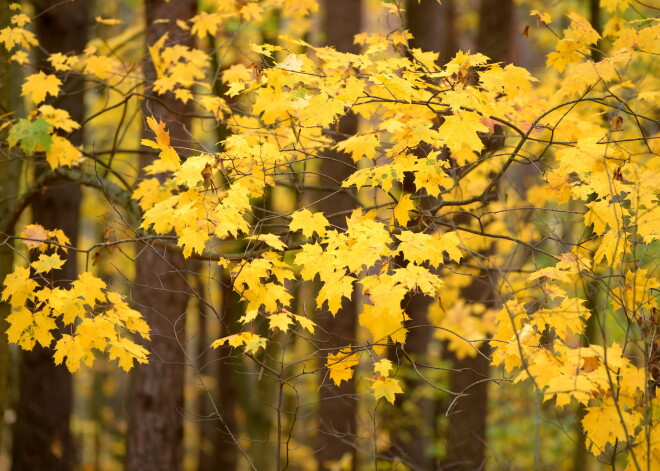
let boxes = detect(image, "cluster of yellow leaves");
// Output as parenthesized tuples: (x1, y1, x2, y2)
(3, 225, 150, 372)
(488, 7, 660, 467)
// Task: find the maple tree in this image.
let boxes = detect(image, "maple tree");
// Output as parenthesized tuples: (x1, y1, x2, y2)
(0, 0, 659, 469)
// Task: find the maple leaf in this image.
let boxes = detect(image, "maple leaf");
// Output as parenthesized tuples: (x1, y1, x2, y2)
(84, 55, 115, 80)
(317, 270, 355, 315)
(21, 71, 62, 105)
(108, 337, 149, 371)
(178, 226, 208, 258)
(373, 359, 393, 377)
(2, 266, 37, 308)
(8, 118, 53, 154)
(247, 233, 286, 251)
(393, 194, 415, 227)
(72, 272, 107, 306)
(53, 334, 86, 373)
(38, 105, 80, 132)
(582, 399, 641, 452)
(269, 312, 294, 332)
(371, 377, 403, 404)
(289, 209, 329, 238)
(46, 135, 82, 168)
(211, 332, 267, 354)
(292, 314, 315, 334)
(437, 112, 489, 157)
(327, 347, 359, 386)
(190, 12, 224, 38)
(31, 253, 65, 273)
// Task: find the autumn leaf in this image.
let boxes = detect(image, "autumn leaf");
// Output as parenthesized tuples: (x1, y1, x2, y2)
(371, 376, 403, 404)
(289, 209, 329, 238)
(31, 253, 65, 273)
(21, 71, 62, 105)
(8, 118, 53, 153)
(327, 347, 359, 386)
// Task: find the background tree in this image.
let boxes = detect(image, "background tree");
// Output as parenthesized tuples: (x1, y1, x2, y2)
(125, 1, 196, 470)
(11, 1, 88, 469)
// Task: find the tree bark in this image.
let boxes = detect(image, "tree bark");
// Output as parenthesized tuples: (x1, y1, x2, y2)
(475, 0, 516, 64)
(11, 1, 88, 469)
(317, 1, 361, 469)
(442, 3, 516, 469)
(125, 2, 196, 471)
(406, 0, 458, 61)
(0, 0, 24, 451)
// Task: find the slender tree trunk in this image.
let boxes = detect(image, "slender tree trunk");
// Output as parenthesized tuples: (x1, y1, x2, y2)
(317, 1, 361, 469)
(212, 279, 239, 470)
(125, 2, 196, 471)
(0, 0, 24, 451)
(11, 2, 88, 469)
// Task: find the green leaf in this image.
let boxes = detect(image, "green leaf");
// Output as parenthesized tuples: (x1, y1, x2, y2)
(8, 118, 53, 153)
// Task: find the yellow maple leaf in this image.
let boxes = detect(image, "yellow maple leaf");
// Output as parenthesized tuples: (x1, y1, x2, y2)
(178, 226, 208, 258)
(269, 312, 294, 332)
(53, 334, 87, 372)
(72, 272, 107, 306)
(437, 112, 489, 156)
(327, 347, 359, 386)
(21, 71, 62, 105)
(108, 337, 149, 371)
(393, 194, 415, 227)
(582, 399, 641, 453)
(371, 377, 403, 404)
(2, 266, 37, 308)
(373, 359, 393, 377)
(190, 12, 224, 38)
(289, 208, 329, 238)
(211, 332, 267, 354)
(45, 135, 82, 169)
(317, 270, 355, 315)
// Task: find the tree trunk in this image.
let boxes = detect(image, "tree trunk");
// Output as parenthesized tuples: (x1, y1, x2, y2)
(317, 1, 361, 469)
(0, 0, 24, 451)
(475, 0, 516, 64)
(11, 1, 88, 469)
(406, 0, 458, 61)
(442, 3, 516, 469)
(125, 2, 196, 471)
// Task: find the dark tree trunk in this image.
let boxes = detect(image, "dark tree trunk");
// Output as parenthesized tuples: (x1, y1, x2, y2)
(442, 3, 516, 469)
(317, 1, 361, 469)
(11, 1, 88, 469)
(406, 0, 458, 61)
(125, 2, 196, 471)
(475, 0, 516, 64)
(196, 277, 239, 471)
(384, 3, 460, 468)
(0, 0, 24, 450)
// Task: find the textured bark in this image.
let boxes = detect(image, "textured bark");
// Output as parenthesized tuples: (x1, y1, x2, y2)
(317, 1, 361, 469)
(406, 0, 458, 61)
(0, 0, 24, 451)
(125, 2, 196, 471)
(10, 1, 88, 469)
(476, 0, 516, 64)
